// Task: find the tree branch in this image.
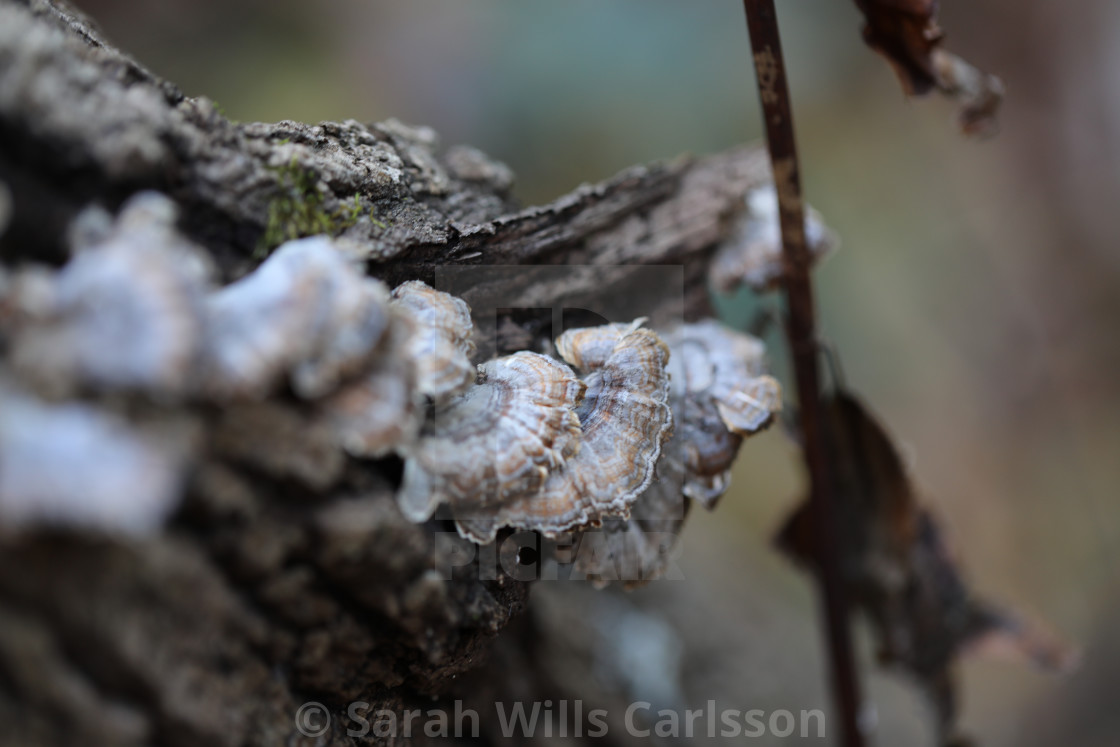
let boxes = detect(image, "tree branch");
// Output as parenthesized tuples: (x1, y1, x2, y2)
(741, 2, 867, 745)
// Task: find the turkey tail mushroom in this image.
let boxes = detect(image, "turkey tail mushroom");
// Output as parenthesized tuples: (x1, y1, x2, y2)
(200, 235, 394, 402)
(572, 321, 782, 587)
(0, 382, 194, 536)
(710, 186, 836, 294)
(0, 190, 784, 583)
(396, 351, 585, 524)
(390, 280, 477, 402)
(451, 323, 674, 543)
(5, 193, 213, 399)
(664, 320, 782, 507)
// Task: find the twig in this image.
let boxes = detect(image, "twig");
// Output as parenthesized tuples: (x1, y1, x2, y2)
(741, 2, 868, 745)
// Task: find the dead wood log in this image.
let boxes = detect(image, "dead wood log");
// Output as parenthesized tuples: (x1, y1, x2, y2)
(0, 2, 781, 745)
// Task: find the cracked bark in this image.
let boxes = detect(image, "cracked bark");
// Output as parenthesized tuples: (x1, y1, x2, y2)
(0, 1, 778, 745)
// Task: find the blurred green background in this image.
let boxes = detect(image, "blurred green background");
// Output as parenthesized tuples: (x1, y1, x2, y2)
(72, 0, 1120, 743)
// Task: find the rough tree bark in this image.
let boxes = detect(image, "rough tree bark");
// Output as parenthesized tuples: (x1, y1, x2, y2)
(0, 2, 781, 745)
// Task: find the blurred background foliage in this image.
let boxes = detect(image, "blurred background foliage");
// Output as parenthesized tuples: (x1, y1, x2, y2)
(73, 0, 1120, 744)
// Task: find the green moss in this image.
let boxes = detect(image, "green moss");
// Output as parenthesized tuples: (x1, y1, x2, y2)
(340, 193, 363, 225)
(255, 159, 376, 258)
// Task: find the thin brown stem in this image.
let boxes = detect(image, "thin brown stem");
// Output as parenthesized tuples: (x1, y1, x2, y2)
(741, 2, 868, 745)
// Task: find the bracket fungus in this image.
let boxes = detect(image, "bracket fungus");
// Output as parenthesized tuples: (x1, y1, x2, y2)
(6, 193, 213, 399)
(475, 325, 674, 538)
(389, 321, 672, 542)
(573, 463, 689, 589)
(552, 320, 646, 371)
(201, 235, 394, 402)
(390, 280, 477, 403)
(322, 279, 479, 459)
(0, 383, 193, 536)
(710, 186, 836, 294)
(0, 200, 417, 532)
(393, 315, 784, 585)
(664, 320, 782, 507)
(0, 192, 784, 567)
(571, 321, 782, 587)
(392, 312, 786, 575)
(317, 311, 420, 458)
(397, 351, 585, 524)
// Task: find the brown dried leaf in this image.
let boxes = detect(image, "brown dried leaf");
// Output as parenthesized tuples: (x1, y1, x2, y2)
(854, 0, 1004, 136)
(776, 390, 1075, 745)
(855, 0, 944, 95)
(932, 50, 1006, 138)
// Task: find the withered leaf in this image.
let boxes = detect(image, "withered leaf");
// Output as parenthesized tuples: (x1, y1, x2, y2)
(855, 0, 944, 96)
(853, 0, 1004, 136)
(932, 50, 1006, 138)
(777, 390, 1075, 746)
